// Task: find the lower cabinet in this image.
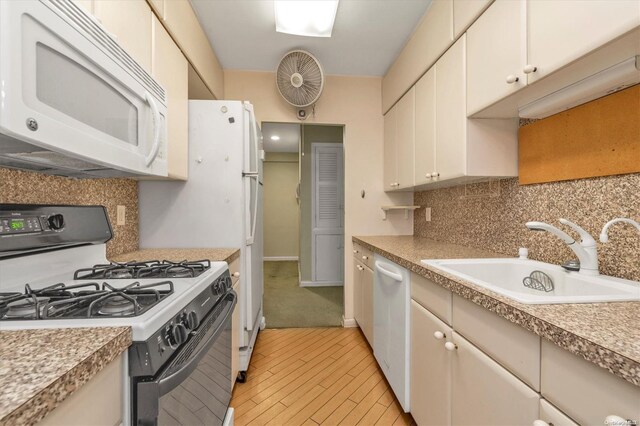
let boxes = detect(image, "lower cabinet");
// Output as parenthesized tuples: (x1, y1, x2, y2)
(40, 354, 124, 426)
(410, 300, 452, 426)
(361, 264, 374, 346)
(538, 399, 578, 426)
(353, 256, 374, 346)
(451, 331, 540, 425)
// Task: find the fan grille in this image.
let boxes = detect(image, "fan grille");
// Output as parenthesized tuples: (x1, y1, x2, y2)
(276, 50, 324, 108)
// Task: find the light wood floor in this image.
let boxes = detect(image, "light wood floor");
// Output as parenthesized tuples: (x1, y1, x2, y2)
(231, 327, 414, 426)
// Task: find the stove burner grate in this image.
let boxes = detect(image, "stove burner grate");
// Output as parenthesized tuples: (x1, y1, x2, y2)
(74, 260, 211, 280)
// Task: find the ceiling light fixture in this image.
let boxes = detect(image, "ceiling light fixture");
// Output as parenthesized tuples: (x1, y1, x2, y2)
(270, 135, 281, 141)
(274, 0, 339, 38)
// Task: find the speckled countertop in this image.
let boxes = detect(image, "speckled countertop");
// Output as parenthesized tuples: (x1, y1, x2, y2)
(354, 235, 640, 387)
(0, 327, 131, 426)
(110, 248, 240, 264)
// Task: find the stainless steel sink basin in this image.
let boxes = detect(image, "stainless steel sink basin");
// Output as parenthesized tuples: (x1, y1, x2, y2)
(421, 258, 640, 304)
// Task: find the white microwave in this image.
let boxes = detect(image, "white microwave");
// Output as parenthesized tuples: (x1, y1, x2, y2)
(0, 0, 168, 178)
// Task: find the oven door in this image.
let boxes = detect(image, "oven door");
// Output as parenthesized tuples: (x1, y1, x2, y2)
(0, 0, 168, 177)
(135, 292, 236, 426)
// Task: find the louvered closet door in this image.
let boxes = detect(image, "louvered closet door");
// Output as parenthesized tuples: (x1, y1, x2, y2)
(312, 143, 344, 284)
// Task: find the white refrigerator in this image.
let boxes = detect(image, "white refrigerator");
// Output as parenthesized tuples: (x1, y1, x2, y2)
(138, 100, 264, 374)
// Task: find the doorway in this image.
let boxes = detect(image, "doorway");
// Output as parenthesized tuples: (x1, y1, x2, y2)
(261, 122, 345, 328)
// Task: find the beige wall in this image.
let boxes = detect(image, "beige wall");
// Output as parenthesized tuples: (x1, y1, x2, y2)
(224, 70, 414, 321)
(264, 153, 299, 259)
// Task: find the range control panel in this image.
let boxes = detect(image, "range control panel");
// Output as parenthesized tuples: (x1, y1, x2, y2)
(0, 213, 66, 235)
(0, 205, 112, 257)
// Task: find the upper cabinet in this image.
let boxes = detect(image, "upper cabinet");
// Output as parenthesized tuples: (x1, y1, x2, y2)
(414, 68, 436, 186)
(453, 0, 493, 38)
(382, 0, 453, 113)
(466, 0, 527, 115)
(93, 0, 152, 71)
(152, 16, 189, 181)
(403, 36, 518, 191)
(466, 0, 640, 117)
(384, 88, 415, 191)
(526, 0, 640, 84)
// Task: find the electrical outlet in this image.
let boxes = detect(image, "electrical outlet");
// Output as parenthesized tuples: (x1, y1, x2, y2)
(116, 205, 126, 226)
(425, 207, 431, 222)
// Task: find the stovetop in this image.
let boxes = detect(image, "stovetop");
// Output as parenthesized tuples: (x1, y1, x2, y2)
(0, 280, 174, 321)
(73, 259, 212, 280)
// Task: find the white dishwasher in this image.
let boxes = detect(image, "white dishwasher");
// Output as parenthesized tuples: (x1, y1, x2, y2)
(373, 254, 411, 412)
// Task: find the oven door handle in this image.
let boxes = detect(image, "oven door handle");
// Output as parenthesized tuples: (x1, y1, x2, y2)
(157, 292, 235, 395)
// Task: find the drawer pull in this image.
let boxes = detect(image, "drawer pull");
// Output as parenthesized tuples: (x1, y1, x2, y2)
(232, 272, 240, 278)
(506, 74, 519, 84)
(523, 64, 538, 74)
(362, 255, 369, 260)
(444, 341, 458, 351)
(532, 421, 550, 426)
(353, 249, 358, 254)
(433, 331, 446, 340)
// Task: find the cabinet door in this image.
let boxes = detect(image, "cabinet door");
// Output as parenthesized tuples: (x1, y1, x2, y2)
(93, 0, 152, 72)
(527, 0, 640, 84)
(466, 0, 527, 115)
(410, 300, 452, 426)
(396, 87, 415, 189)
(538, 399, 578, 426)
(152, 16, 189, 181)
(453, 0, 493, 38)
(435, 36, 466, 181)
(362, 265, 374, 346)
(353, 261, 363, 328)
(383, 106, 398, 191)
(451, 331, 539, 425)
(414, 67, 436, 186)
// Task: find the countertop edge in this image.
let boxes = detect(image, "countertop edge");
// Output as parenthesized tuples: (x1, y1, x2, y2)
(110, 248, 241, 265)
(0, 327, 132, 426)
(353, 236, 640, 387)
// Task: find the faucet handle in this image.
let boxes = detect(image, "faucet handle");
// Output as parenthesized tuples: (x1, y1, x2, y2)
(559, 218, 596, 247)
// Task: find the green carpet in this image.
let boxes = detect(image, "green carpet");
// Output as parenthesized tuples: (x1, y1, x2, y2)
(263, 261, 344, 328)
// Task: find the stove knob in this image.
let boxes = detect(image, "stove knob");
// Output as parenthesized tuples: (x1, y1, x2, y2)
(47, 214, 65, 230)
(167, 323, 188, 348)
(185, 311, 199, 331)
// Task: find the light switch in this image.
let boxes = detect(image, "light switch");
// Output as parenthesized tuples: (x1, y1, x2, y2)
(425, 207, 431, 222)
(117, 205, 126, 226)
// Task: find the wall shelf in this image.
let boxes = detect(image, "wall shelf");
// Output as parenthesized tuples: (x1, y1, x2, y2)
(381, 205, 420, 220)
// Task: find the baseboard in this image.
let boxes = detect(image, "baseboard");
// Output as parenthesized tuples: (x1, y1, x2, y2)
(300, 280, 344, 287)
(264, 256, 299, 261)
(342, 316, 358, 328)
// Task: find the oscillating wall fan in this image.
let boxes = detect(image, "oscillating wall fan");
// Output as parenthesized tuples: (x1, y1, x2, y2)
(276, 50, 324, 108)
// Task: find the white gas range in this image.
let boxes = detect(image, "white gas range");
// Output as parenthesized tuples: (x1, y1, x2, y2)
(0, 204, 236, 426)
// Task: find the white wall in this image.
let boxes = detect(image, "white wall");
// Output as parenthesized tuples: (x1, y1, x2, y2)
(224, 70, 413, 321)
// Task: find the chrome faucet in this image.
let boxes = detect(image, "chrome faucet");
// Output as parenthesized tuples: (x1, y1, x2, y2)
(600, 218, 640, 242)
(525, 218, 599, 276)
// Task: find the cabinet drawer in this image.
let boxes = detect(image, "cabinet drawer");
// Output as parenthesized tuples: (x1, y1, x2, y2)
(539, 399, 578, 426)
(452, 294, 540, 390)
(352, 242, 362, 258)
(451, 331, 539, 425)
(411, 272, 452, 325)
(541, 340, 640, 425)
(229, 257, 241, 284)
(358, 246, 373, 268)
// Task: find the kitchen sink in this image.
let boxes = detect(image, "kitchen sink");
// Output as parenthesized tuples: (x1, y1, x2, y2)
(421, 258, 640, 304)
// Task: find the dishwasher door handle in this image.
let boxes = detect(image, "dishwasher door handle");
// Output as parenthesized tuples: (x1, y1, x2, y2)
(375, 262, 403, 282)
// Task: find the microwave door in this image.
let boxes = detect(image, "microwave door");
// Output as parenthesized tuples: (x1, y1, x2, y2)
(0, 1, 168, 177)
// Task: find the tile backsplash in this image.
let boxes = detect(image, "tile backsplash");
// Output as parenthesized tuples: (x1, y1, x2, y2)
(0, 168, 138, 257)
(414, 174, 640, 281)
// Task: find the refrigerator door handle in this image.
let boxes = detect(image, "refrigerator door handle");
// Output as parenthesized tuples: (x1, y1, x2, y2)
(243, 103, 260, 175)
(245, 175, 259, 246)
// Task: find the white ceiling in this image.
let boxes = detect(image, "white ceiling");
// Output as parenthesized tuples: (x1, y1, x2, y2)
(262, 122, 301, 152)
(190, 0, 432, 76)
